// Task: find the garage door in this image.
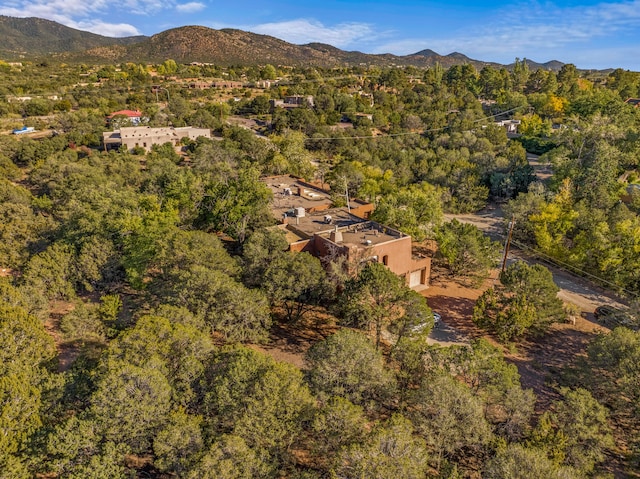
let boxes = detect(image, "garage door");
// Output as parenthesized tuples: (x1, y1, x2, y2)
(409, 269, 422, 288)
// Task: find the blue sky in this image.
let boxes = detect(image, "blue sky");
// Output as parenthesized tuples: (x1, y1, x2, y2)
(1, 0, 639, 70)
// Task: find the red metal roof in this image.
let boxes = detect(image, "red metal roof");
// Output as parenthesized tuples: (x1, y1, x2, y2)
(107, 110, 142, 118)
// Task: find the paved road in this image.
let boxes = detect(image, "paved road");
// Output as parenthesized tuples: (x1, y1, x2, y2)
(445, 205, 629, 315)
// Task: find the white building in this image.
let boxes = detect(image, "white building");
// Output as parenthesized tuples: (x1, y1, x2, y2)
(103, 126, 211, 152)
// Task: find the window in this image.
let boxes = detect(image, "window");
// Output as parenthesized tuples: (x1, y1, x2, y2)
(382, 255, 389, 266)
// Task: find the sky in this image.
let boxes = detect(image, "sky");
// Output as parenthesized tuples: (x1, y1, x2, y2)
(0, 0, 639, 70)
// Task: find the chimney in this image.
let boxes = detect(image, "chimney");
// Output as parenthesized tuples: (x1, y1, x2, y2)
(330, 225, 343, 243)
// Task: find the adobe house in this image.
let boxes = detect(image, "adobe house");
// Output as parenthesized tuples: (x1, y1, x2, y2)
(269, 95, 315, 110)
(102, 126, 211, 152)
(261, 175, 429, 290)
(277, 208, 430, 290)
(262, 175, 373, 219)
(211, 80, 244, 89)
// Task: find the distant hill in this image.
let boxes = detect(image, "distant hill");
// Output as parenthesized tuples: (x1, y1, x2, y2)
(76, 25, 507, 69)
(112, 26, 345, 66)
(0, 16, 145, 58)
(407, 49, 501, 69)
(0, 15, 567, 71)
(78, 26, 414, 66)
(505, 58, 565, 71)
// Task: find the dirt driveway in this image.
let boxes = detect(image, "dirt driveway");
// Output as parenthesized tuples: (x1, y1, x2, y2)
(421, 268, 609, 411)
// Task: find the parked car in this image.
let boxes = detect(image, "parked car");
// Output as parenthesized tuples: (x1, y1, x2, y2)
(594, 305, 618, 320)
(594, 305, 637, 329)
(411, 311, 441, 333)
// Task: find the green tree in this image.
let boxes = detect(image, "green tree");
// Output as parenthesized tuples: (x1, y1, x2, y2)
(75, 236, 119, 292)
(550, 388, 614, 474)
(198, 167, 273, 243)
(89, 360, 173, 453)
(201, 346, 315, 458)
(311, 396, 368, 456)
(371, 182, 444, 241)
(162, 59, 178, 74)
(0, 199, 54, 270)
(270, 131, 316, 179)
(260, 64, 277, 80)
(43, 418, 129, 479)
(106, 314, 214, 405)
(119, 195, 180, 289)
(473, 262, 564, 341)
(251, 95, 271, 115)
(409, 374, 492, 470)
(500, 262, 562, 311)
(59, 301, 107, 343)
(339, 262, 413, 348)
(435, 219, 501, 282)
(427, 339, 535, 441)
(167, 265, 271, 343)
(0, 301, 55, 474)
(305, 329, 395, 406)
(22, 242, 77, 299)
(483, 444, 580, 479)
(583, 326, 640, 414)
(333, 414, 429, 479)
(186, 434, 274, 479)
(263, 252, 331, 322)
(153, 409, 203, 475)
(241, 229, 289, 287)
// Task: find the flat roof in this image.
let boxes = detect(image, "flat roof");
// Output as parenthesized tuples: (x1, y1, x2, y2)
(118, 126, 210, 139)
(337, 227, 403, 247)
(284, 208, 407, 248)
(274, 224, 308, 244)
(318, 219, 405, 247)
(263, 175, 333, 218)
(262, 174, 370, 219)
(285, 208, 363, 238)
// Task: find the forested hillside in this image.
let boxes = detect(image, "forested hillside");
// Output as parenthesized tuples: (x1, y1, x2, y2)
(1, 57, 640, 478)
(0, 16, 145, 58)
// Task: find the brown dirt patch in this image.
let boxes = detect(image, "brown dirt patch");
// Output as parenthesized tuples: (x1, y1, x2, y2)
(45, 300, 80, 372)
(256, 266, 609, 417)
(250, 308, 340, 368)
(422, 267, 607, 411)
(422, 268, 635, 477)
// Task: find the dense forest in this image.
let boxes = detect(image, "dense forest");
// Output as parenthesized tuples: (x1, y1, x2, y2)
(1, 57, 640, 478)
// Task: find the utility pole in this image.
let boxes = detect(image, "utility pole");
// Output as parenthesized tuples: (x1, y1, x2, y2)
(344, 177, 351, 213)
(154, 87, 170, 103)
(501, 218, 515, 273)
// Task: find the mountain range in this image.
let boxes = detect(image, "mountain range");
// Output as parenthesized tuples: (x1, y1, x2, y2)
(0, 15, 565, 71)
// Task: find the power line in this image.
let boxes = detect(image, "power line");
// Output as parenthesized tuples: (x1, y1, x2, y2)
(509, 238, 638, 299)
(452, 218, 637, 299)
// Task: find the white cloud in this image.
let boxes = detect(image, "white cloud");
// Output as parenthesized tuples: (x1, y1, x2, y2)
(373, 0, 640, 67)
(72, 20, 142, 37)
(248, 19, 376, 48)
(176, 2, 206, 13)
(0, 0, 169, 35)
